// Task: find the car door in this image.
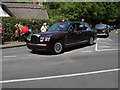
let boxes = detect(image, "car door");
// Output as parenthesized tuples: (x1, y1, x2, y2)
(76, 23, 86, 42)
(66, 23, 79, 45)
(84, 22, 92, 40)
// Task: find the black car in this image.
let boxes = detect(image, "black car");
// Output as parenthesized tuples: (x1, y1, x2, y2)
(26, 22, 97, 54)
(110, 26, 114, 30)
(95, 24, 109, 37)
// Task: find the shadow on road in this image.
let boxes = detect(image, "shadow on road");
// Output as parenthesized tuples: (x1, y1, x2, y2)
(97, 36, 109, 38)
(30, 44, 93, 56)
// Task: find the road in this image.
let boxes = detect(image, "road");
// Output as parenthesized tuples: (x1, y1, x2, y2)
(1, 30, 119, 88)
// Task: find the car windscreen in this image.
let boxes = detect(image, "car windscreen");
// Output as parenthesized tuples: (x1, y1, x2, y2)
(48, 22, 71, 32)
(95, 24, 106, 29)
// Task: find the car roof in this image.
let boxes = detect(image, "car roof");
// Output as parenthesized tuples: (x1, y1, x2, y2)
(96, 24, 106, 25)
(95, 24, 107, 26)
(58, 21, 87, 24)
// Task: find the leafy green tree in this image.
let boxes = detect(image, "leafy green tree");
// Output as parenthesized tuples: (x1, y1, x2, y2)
(44, 2, 119, 26)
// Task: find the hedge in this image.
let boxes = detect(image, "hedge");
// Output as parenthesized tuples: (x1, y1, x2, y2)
(1, 17, 53, 42)
(2, 17, 119, 42)
(1, 17, 71, 42)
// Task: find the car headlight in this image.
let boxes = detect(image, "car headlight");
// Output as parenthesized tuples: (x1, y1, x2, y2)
(40, 37, 51, 42)
(40, 37, 45, 42)
(45, 37, 51, 42)
(102, 30, 106, 32)
(27, 35, 32, 41)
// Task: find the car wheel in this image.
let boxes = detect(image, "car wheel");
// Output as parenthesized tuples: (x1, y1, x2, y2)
(106, 33, 109, 37)
(89, 37, 94, 45)
(53, 41, 63, 54)
(32, 50, 37, 53)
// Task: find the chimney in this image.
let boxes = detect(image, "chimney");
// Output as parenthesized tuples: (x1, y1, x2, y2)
(33, 0, 36, 4)
(38, 0, 43, 6)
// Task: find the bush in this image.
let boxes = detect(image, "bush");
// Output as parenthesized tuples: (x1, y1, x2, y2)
(2, 16, 95, 42)
(1, 17, 53, 42)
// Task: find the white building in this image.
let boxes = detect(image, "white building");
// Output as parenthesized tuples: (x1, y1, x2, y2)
(0, 2, 10, 17)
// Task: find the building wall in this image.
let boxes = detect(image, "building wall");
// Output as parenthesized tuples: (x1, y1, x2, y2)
(0, 4, 10, 17)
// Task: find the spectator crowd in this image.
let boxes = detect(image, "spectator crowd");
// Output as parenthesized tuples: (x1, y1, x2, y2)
(1, 18, 119, 45)
(14, 21, 51, 43)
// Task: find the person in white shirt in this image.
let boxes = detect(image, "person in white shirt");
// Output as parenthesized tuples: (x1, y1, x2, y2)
(40, 23, 47, 33)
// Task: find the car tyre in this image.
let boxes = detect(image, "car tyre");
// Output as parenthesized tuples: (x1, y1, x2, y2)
(53, 41, 63, 54)
(32, 50, 38, 53)
(88, 37, 94, 45)
(106, 33, 109, 37)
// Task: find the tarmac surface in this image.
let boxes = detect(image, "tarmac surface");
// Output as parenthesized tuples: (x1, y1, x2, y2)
(1, 30, 119, 88)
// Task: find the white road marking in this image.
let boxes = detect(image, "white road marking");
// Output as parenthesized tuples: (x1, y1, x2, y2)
(95, 38, 118, 52)
(107, 38, 112, 41)
(3, 56, 17, 58)
(99, 42, 109, 44)
(0, 68, 119, 84)
(100, 46, 111, 48)
(97, 49, 118, 52)
(82, 51, 93, 53)
(95, 38, 99, 51)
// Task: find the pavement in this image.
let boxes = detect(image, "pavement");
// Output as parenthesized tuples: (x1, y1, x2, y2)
(0, 41, 26, 49)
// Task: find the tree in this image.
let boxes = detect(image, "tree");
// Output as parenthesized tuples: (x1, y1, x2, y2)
(44, 2, 119, 25)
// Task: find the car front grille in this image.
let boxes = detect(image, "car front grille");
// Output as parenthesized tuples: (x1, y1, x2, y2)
(31, 36, 39, 44)
(97, 29, 103, 33)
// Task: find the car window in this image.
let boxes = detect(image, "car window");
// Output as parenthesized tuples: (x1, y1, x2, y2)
(85, 23, 89, 28)
(68, 23, 76, 32)
(48, 22, 70, 31)
(76, 23, 84, 31)
(95, 24, 106, 29)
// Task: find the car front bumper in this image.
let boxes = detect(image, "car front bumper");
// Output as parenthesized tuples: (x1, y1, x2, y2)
(27, 43, 52, 52)
(97, 33, 108, 36)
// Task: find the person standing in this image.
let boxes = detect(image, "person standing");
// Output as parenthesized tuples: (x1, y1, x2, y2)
(21, 23, 29, 42)
(0, 23, 3, 44)
(15, 23, 19, 42)
(18, 21, 24, 41)
(46, 23, 50, 31)
(40, 23, 47, 33)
